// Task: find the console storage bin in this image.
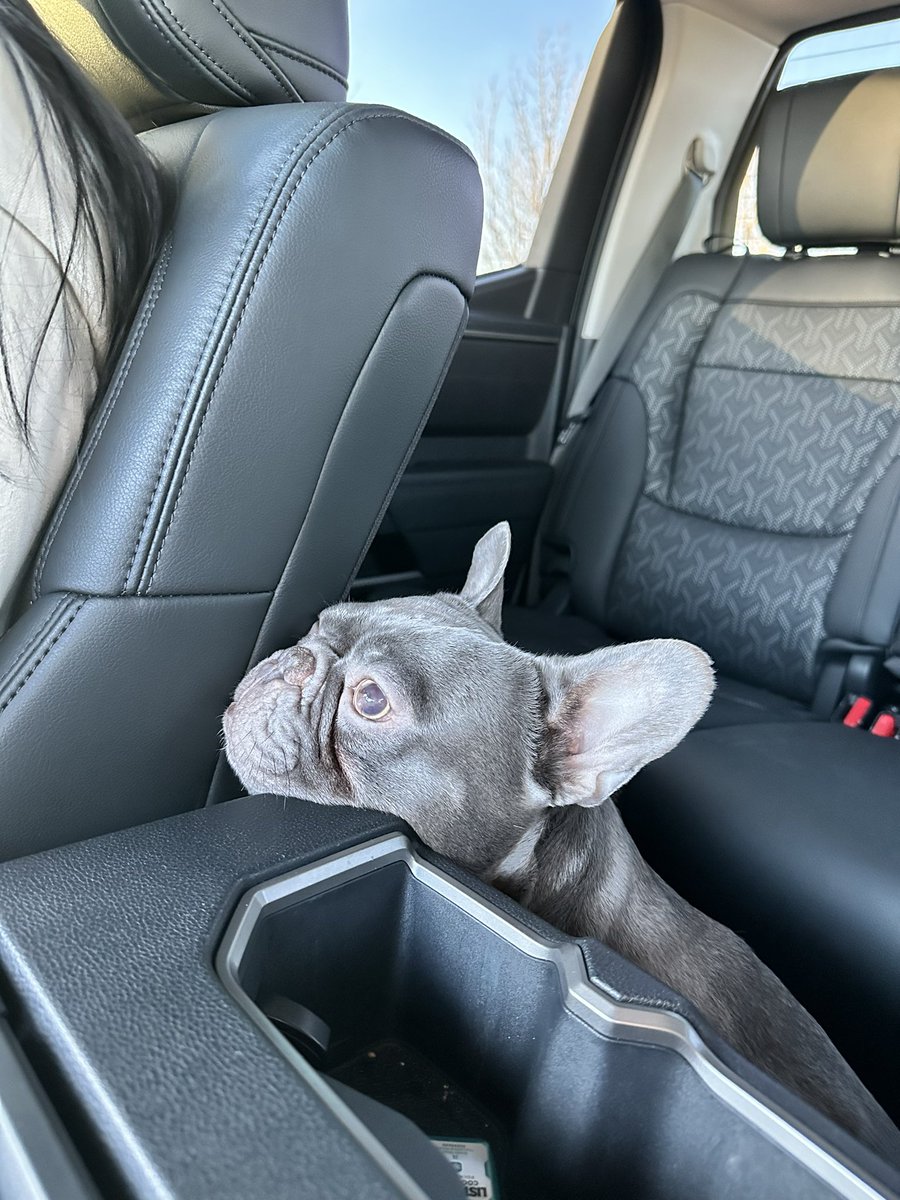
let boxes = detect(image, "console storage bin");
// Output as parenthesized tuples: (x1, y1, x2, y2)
(219, 831, 890, 1200)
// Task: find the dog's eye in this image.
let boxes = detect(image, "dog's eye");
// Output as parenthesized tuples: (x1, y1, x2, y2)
(352, 679, 391, 720)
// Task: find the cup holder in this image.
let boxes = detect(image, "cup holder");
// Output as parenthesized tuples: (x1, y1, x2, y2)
(217, 833, 878, 1200)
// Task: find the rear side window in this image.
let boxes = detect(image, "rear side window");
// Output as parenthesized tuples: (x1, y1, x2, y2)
(347, 2, 613, 274)
(733, 17, 900, 254)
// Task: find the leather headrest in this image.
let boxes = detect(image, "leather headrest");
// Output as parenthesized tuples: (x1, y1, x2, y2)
(32, 0, 348, 126)
(757, 69, 900, 248)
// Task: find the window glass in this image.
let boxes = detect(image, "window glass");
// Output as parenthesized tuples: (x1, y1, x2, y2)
(780, 18, 900, 89)
(734, 18, 900, 254)
(347, 2, 614, 274)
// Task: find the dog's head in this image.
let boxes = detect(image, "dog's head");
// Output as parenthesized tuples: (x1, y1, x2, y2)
(223, 523, 714, 874)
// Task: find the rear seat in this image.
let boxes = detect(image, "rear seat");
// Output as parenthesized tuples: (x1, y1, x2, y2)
(506, 68, 900, 1112)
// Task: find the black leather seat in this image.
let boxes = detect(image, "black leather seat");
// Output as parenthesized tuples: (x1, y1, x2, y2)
(625, 720, 900, 1117)
(0, 0, 482, 860)
(508, 69, 900, 1113)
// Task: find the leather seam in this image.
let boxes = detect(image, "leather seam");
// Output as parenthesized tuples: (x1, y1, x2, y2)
(691, 360, 900, 388)
(0, 597, 69, 689)
(554, 380, 634, 592)
(718, 295, 900, 312)
(253, 34, 347, 87)
(203, 0, 297, 101)
(241, 270, 468, 674)
(139, 0, 251, 102)
(665, 303, 723, 507)
(341, 292, 470, 600)
(632, 492, 851, 541)
(33, 243, 173, 600)
(0, 600, 85, 717)
(595, 387, 647, 620)
(121, 107, 347, 594)
(777, 92, 792, 244)
(52, 589, 273, 600)
(144, 111, 458, 591)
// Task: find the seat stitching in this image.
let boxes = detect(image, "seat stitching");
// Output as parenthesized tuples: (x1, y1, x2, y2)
(121, 107, 346, 595)
(253, 35, 348, 87)
(240, 272, 467, 672)
(665, 303, 723, 506)
(666, 259, 749, 507)
(139, 0, 250, 102)
(0, 597, 68, 687)
(692, 361, 900, 389)
(778, 92, 793, 243)
(0, 601, 85, 717)
(204, 0, 297, 101)
(32, 244, 173, 600)
(144, 112, 457, 590)
(719, 296, 900, 312)
(633, 492, 850, 540)
(341, 290, 470, 599)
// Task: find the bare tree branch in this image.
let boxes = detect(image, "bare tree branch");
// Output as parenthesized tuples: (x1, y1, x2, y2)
(469, 28, 581, 274)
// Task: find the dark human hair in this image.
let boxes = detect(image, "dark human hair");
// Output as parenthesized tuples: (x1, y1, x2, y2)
(0, 0, 168, 445)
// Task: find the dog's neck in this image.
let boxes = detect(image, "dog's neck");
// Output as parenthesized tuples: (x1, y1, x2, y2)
(487, 803, 696, 981)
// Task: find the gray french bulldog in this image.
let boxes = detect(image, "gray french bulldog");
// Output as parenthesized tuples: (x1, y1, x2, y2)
(224, 521, 900, 1163)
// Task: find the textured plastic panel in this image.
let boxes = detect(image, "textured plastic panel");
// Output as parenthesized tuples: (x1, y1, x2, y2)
(0, 798, 895, 1199)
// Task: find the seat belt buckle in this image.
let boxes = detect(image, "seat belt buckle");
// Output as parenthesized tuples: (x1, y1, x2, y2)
(836, 694, 874, 728)
(870, 706, 900, 739)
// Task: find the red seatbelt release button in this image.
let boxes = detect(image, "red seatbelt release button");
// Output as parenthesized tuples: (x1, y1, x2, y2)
(871, 710, 899, 738)
(842, 696, 873, 728)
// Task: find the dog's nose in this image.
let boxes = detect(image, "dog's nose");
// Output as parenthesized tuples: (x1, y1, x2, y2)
(283, 646, 316, 689)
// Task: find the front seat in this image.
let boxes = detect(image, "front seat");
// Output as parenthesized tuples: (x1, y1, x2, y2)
(0, 0, 481, 860)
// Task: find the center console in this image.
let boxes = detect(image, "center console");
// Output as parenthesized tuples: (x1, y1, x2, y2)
(0, 795, 895, 1199)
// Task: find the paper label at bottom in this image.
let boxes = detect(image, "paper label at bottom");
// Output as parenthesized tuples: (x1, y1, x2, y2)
(430, 1138, 497, 1199)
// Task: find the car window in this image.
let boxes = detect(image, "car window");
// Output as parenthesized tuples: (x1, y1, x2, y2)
(347, 1, 614, 275)
(733, 17, 900, 255)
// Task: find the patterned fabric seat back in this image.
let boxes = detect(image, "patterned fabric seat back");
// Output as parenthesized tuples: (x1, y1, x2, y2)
(551, 69, 900, 702)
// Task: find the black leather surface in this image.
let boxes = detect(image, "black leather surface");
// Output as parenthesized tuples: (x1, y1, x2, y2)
(94, 0, 349, 107)
(0, 799, 414, 1199)
(623, 720, 900, 1122)
(0, 798, 894, 1196)
(0, 101, 481, 861)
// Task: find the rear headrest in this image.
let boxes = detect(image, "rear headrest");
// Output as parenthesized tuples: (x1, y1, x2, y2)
(757, 69, 900, 248)
(33, 0, 348, 125)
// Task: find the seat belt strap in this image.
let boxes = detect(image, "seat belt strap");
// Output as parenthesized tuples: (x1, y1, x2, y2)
(550, 138, 715, 467)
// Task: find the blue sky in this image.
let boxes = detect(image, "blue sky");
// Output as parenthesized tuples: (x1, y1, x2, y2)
(345, 5, 900, 269)
(347, 4, 900, 141)
(347, 0, 614, 147)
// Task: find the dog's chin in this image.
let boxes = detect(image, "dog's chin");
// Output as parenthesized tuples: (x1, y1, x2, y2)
(224, 719, 335, 802)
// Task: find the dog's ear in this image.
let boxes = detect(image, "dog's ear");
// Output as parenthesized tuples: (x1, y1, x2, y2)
(537, 640, 715, 807)
(460, 522, 511, 633)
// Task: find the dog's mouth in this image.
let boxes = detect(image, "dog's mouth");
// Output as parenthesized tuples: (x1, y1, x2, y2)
(224, 677, 303, 784)
(224, 649, 349, 795)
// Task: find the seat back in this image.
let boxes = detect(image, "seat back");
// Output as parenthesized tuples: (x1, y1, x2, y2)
(552, 69, 900, 703)
(0, 3, 481, 859)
